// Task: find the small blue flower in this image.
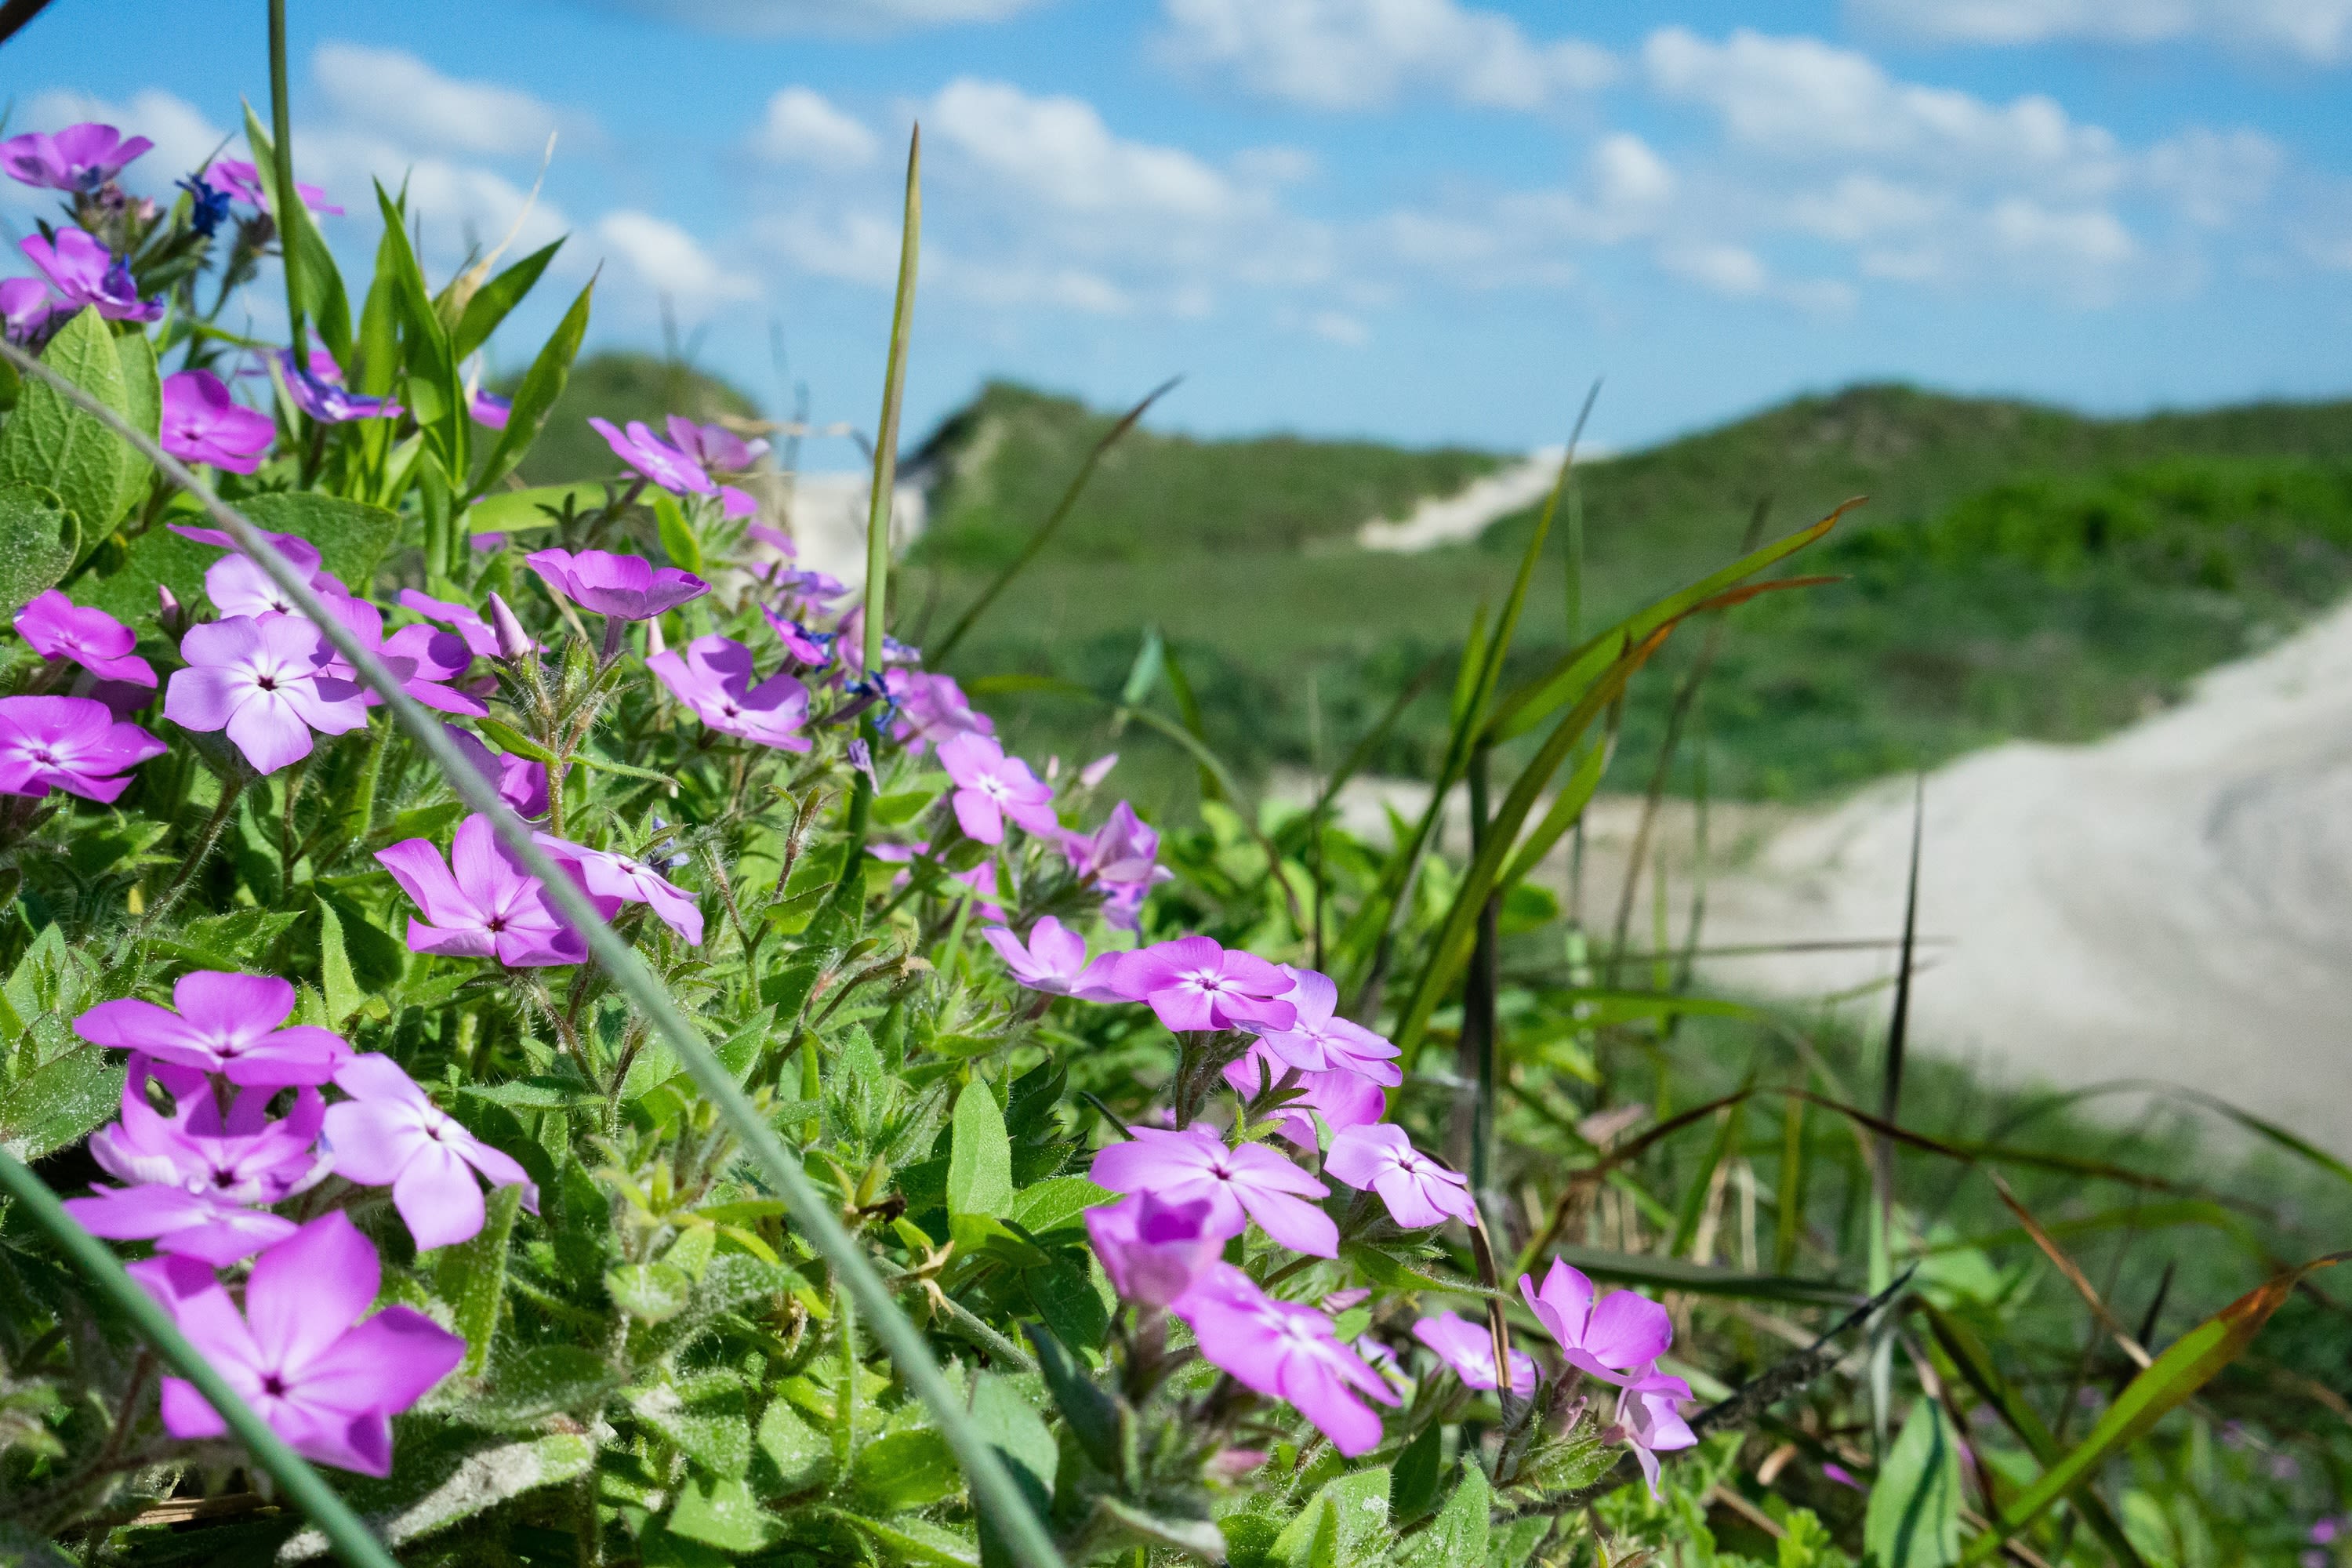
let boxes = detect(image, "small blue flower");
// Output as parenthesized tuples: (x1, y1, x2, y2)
(177, 173, 234, 238)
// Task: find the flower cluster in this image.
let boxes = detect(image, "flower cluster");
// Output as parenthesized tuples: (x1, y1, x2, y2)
(64, 971, 542, 1472)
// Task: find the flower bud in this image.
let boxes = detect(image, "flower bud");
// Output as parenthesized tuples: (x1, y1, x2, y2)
(156, 583, 187, 637)
(487, 591, 530, 660)
(1085, 1191, 1221, 1308)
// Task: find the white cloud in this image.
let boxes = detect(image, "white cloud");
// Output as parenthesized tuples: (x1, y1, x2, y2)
(2141, 127, 2283, 227)
(925, 78, 1241, 220)
(314, 43, 575, 158)
(16, 89, 228, 195)
(1788, 173, 1949, 241)
(750, 88, 879, 170)
(593, 209, 760, 307)
(1376, 132, 1671, 286)
(605, 0, 1047, 34)
(1159, 0, 1613, 111)
(297, 128, 570, 252)
(1987, 197, 2136, 264)
(758, 209, 906, 286)
(1306, 308, 1370, 345)
(1661, 241, 1769, 296)
(1849, 0, 2352, 64)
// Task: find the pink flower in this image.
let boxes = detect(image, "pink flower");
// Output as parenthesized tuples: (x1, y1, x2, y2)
(532, 831, 704, 945)
(1609, 1370, 1697, 1497)
(647, 634, 812, 750)
(204, 158, 343, 216)
(1518, 1258, 1675, 1388)
(1079, 753, 1119, 789)
(130, 1212, 463, 1475)
(376, 815, 612, 967)
(1413, 1310, 1537, 1397)
(526, 546, 710, 622)
(275, 350, 399, 422)
(1060, 801, 1166, 887)
(0, 695, 164, 803)
(160, 370, 274, 474)
(938, 732, 1057, 844)
(1222, 1045, 1386, 1149)
(15, 591, 157, 688)
(666, 415, 768, 473)
(165, 615, 368, 775)
(0, 122, 152, 191)
(75, 972, 352, 1087)
(398, 590, 506, 659)
(886, 669, 993, 753)
(21, 228, 160, 321)
(324, 1054, 539, 1250)
(1085, 1192, 1222, 1308)
(1252, 967, 1400, 1084)
(1324, 1123, 1476, 1229)
(86, 1062, 328, 1203)
(443, 724, 550, 818)
(979, 916, 1127, 1000)
(1112, 935, 1298, 1034)
(470, 388, 512, 429)
(759, 604, 834, 666)
(1, 276, 55, 341)
(64, 1183, 299, 1266)
(587, 416, 717, 495)
(1091, 1125, 1338, 1258)
(1174, 1265, 1399, 1456)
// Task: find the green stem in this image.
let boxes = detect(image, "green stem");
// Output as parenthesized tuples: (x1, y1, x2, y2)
(267, 0, 306, 372)
(862, 128, 920, 672)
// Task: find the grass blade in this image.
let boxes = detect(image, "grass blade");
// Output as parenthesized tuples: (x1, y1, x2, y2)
(930, 377, 1178, 664)
(864, 126, 921, 672)
(0, 338, 1068, 1568)
(0, 1150, 397, 1568)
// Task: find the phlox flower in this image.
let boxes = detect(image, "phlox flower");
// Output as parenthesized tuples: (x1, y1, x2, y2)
(160, 370, 274, 473)
(398, 590, 503, 658)
(86, 1061, 328, 1203)
(0, 122, 152, 191)
(1413, 1310, 1538, 1397)
(1112, 935, 1298, 1034)
(1324, 1123, 1478, 1229)
(169, 524, 336, 593)
(1085, 1192, 1222, 1308)
(130, 1212, 463, 1475)
(1518, 1258, 1675, 1388)
(444, 724, 550, 818)
(20, 228, 160, 322)
(979, 916, 1126, 1000)
(533, 831, 704, 945)
(1251, 967, 1401, 1084)
(470, 388, 511, 429)
(76, 972, 352, 1087)
(274, 349, 399, 422)
(885, 669, 992, 753)
(648, 634, 811, 750)
(1174, 1265, 1399, 1457)
(165, 615, 368, 775)
(938, 732, 1058, 845)
(1610, 1370, 1697, 1497)
(1, 276, 55, 341)
(64, 1182, 299, 1266)
(1222, 1044, 1385, 1150)
(526, 546, 709, 622)
(324, 1054, 539, 1250)
(0, 695, 164, 802)
(1059, 801, 1171, 897)
(204, 158, 343, 216)
(760, 604, 833, 666)
(377, 814, 613, 967)
(1091, 1125, 1338, 1258)
(666, 415, 768, 472)
(587, 416, 717, 495)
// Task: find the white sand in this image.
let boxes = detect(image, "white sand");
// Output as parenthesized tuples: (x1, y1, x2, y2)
(1356, 448, 1575, 552)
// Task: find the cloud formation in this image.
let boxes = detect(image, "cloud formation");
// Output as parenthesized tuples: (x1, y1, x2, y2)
(1849, 0, 2352, 64)
(1159, 0, 1613, 110)
(314, 44, 579, 158)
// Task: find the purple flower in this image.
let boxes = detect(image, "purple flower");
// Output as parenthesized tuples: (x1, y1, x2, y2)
(760, 604, 834, 667)
(1091, 1125, 1337, 1258)
(0, 123, 153, 191)
(169, 522, 326, 576)
(397, 590, 505, 660)
(1608, 1370, 1697, 1497)
(63, 1182, 299, 1267)
(368, 615, 488, 718)
(1112, 935, 1298, 1034)
(587, 416, 717, 495)
(376, 814, 612, 967)
(1519, 1258, 1674, 1388)
(275, 350, 400, 422)
(1251, 967, 1401, 1084)
(1080, 753, 1119, 789)
(76, 971, 354, 1087)
(488, 592, 533, 659)
(87, 1062, 328, 1203)
(1223, 1045, 1386, 1150)
(647, 634, 812, 751)
(532, 831, 704, 946)
(444, 724, 550, 818)
(1325, 1123, 1477, 1229)
(0, 695, 164, 803)
(1413, 1310, 1538, 1397)
(666, 415, 768, 473)
(470, 388, 511, 429)
(1, 276, 55, 341)
(203, 158, 343, 216)
(324, 1054, 539, 1250)
(1086, 1192, 1222, 1308)
(129, 1211, 463, 1475)
(525, 546, 709, 622)
(2314, 1519, 2343, 1546)
(165, 615, 368, 775)
(160, 370, 275, 474)
(938, 732, 1058, 845)
(1174, 1265, 1399, 1456)
(20, 229, 161, 322)
(979, 916, 1127, 1000)
(1061, 801, 1167, 887)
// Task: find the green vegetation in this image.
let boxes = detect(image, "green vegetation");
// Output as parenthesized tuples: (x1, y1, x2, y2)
(907, 383, 2352, 806)
(508, 350, 759, 488)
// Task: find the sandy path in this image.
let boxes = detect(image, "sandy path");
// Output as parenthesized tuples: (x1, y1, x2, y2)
(1356, 447, 1573, 552)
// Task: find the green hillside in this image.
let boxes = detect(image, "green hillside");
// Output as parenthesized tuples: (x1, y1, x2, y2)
(510, 350, 760, 487)
(904, 381, 2352, 808)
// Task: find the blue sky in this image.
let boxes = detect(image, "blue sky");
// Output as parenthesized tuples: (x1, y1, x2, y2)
(7, 0, 2352, 459)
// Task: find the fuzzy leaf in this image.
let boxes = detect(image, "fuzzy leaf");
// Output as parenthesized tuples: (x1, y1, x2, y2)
(0, 307, 134, 534)
(948, 1078, 1014, 1250)
(1866, 1402, 1964, 1568)
(667, 1475, 782, 1553)
(276, 1433, 593, 1561)
(0, 486, 78, 617)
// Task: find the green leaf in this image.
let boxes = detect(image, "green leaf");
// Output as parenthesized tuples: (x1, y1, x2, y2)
(470, 273, 593, 499)
(631, 1382, 753, 1479)
(1389, 1426, 1443, 1525)
(0, 486, 78, 616)
(755, 1399, 833, 1495)
(275, 1433, 593, 1562)
(0, 1047, 122, 1161)
(469, 481, 601, 535)
(452, 238, 563, 361)
(1401, 1464, 1489, 1568)
(1006, 1174, 1112, 1235)
(971, 1374, 1056, 1568)
(0, 307, 135, 535)
(79, 514, 209, 624)
(948, 1079, 1014, 1250)
(474, 1345, 619, 1429)
(434, 1181, 523, 1378)
(654, 491, 702, 574)
(107, 328, 159, 532)
(372, 180, 465, 477)
(244, 109, 353, 367)
(1021, 1255, 1109, 1354)
(607, 1262, 691, 1322)
(1022, 1323, 1119, 1458)
(474, 715, 559, 764)
(833, 1510, 981, 1568)
(1273, 1468, 1390, 1568)
(1093, 1498, 1230, 1563)
(242, 491, 400, 588)
(667, 1475, 782, 1553)
(1867, 1403, 1963, 1568)
(317, 899, 363, 1028)
(853, 1428, 963, 1512)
